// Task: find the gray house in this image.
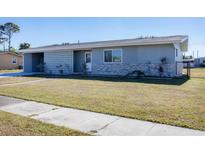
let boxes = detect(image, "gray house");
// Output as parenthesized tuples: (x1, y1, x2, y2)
(21, 35, 188, 77)
(194, 57, 205, 67)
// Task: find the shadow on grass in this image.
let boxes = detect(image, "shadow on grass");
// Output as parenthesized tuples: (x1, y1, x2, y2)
(25, 74, 189, 86)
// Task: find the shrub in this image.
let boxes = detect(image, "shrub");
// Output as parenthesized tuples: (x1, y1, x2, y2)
(160, 57, 168, 64)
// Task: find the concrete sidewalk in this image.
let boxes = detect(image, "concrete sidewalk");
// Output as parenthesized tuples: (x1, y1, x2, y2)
(0, 95, 205, 136)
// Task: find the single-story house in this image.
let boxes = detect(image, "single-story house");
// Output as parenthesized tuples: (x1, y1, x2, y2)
(194, 57, 205, 67)
(20, 35, 188, 77)
(183, 58, 195, 68)
(0, 52, 23, 70)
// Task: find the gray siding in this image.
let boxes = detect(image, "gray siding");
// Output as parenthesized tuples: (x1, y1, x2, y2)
(91, 44, 177, 77)
(44, 51, 73, 74)
(92, 44, 175, 65)
(23, 53, 32, 72)
(124, 45, 175, 64)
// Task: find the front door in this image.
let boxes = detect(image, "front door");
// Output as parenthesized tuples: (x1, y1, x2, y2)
(85, 52, 92, 72)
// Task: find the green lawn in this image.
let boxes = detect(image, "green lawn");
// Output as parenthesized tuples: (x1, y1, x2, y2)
(0, 111, 88, 136)
(0, 68, 204, 131)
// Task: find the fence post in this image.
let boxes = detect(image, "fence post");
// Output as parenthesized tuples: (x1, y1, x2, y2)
(187, 62, 190, 79)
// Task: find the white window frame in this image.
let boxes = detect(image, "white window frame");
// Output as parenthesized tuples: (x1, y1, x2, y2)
(103, 48, 123, 63)
(84, 51, 92, 72)
(11, 57, 17, 64)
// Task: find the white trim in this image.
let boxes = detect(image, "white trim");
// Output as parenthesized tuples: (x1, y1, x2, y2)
(173, 43, 178, 49)
(173, 43, 181, 51)
(180, 36, 188, 43)
(103, 48, 123, 63)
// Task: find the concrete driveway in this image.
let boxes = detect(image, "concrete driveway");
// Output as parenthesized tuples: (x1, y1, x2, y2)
(0, 95, 205, 136)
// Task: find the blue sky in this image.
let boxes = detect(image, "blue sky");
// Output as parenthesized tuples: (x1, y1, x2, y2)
(0, 17, 205, 57)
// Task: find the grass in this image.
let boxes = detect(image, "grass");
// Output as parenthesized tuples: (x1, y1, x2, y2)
(0, 77, 42, 85)
(0, 110, 88, 136)
(0, 68, 204, 131)
(189, 68, 205, 78)
(0, 69, 22, 73)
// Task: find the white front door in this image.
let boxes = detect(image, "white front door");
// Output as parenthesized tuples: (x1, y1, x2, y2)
(85, 52, 92, 72)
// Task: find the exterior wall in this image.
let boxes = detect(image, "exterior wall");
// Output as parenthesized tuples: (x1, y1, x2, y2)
(91, 44, 177, 77)
(23, 53, 32, 72)
(174, 43, 183, 76)
(175, 46, 183, 76)
(176, 63, 183, 76)
(23, 44, 182, 77)
(74, 51, 85, 73)
(174, 43, 183, 62)
(44, 51, 73, 74)
(0, 53, 22, 70)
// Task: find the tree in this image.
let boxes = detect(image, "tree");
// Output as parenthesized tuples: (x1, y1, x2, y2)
(0, 27, 7, 52)
(1, 23, 20, 52)
(19, 42, 30, 50)
(0, 25, 4, 35)
(0, 25, 5, 44)
(10, 46, 17, 52)
(0, 37, 7, 52)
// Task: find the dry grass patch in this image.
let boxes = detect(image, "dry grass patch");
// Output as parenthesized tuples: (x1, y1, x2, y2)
(190, 68, 205, 78)
(0, 111, 88, 136)
(0, 77, 43, 85)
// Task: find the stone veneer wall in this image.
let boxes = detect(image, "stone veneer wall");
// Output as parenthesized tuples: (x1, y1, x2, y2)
(92, 63, 177, 77)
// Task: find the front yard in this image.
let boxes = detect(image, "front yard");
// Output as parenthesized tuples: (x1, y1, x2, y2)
(0, 77, 42, 85)
(0, 110, 87, 136)
(0, 68, 204, 131)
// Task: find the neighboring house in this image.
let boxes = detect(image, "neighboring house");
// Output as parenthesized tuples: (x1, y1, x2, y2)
(183, 58, 195, 68)
(194, 57, 205, 67)
(0, 52, 23, 70)
(21, 35, 188, 77)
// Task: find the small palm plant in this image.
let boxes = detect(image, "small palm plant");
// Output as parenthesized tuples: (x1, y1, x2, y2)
(159, 57, 168, 77)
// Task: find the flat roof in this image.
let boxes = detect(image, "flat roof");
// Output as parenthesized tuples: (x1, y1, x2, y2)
(20, 35, 188, 53)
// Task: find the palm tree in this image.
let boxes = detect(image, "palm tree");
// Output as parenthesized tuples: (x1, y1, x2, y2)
(0, 26, 7, 52)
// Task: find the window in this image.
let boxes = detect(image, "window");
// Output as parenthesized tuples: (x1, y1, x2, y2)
(12, 57, 17, 64)
(104, 50, 112, 62)
(104, 49, 122, 63)
(175, 49, 178, 57)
